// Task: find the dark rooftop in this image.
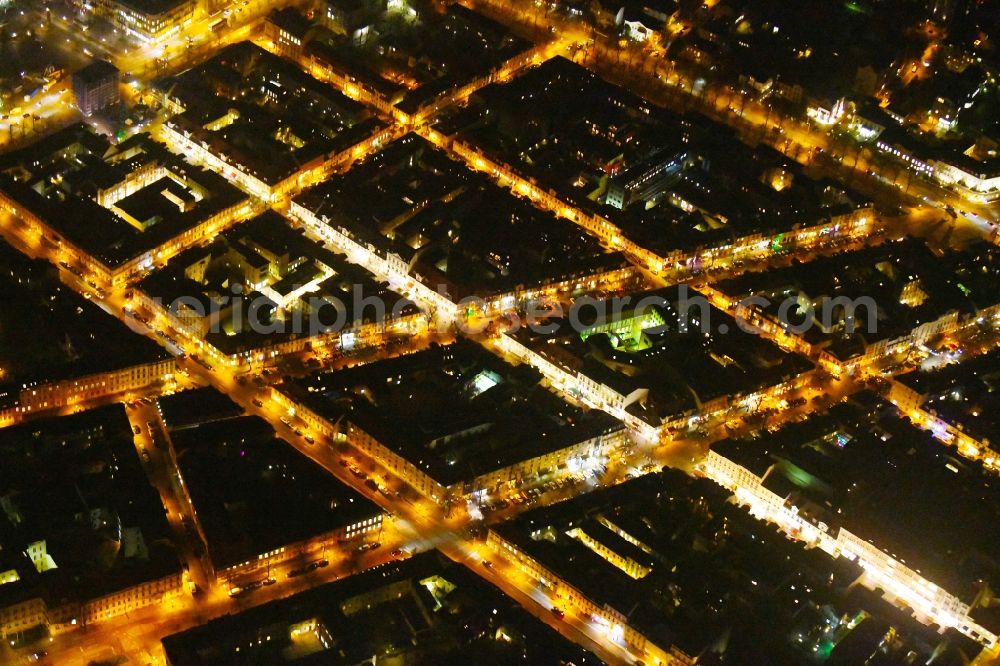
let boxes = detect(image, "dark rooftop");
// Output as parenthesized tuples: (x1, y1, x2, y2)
(72, 60, 119, 84)
(288, 340, 621, 487)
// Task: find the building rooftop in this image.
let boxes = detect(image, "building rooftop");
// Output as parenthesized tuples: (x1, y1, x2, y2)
(161, 552, 599, 665)
(0, 405, 180, 602)
(898, 346, 1000, 443)
(0, 240, 167, 390)
(715, 237, 1000, 355)
(268, 7, 312, 39)
(712, 396, 1000, 600)
(511, 287, 810, 425)
(139, 211, 416, 354)
(452, 56, 869, 253)
(296, 134, 626, 297)
(0, 124, 247, 268)
(159, 389, 382, 571)
(162, 42, 375, 186)
(288, 340, 621, 487)
(72, 60, 119, 85)
(116, 0, 190, 15)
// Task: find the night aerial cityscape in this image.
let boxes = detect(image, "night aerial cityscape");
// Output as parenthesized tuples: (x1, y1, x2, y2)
(1, 0, 1000, 664)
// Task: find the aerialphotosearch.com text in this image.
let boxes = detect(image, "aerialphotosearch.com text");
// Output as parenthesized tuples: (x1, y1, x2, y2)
(149, 283, 878, 339)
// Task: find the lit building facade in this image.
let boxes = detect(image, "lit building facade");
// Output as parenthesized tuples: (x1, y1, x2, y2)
(932, 158, 1000, 203)
(699, 449, 999, 648)
(71, 60, 120, 116)
(0, 595, 47, 638)
(605, 151, 692, 210)
(91, 0, 194, 43)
